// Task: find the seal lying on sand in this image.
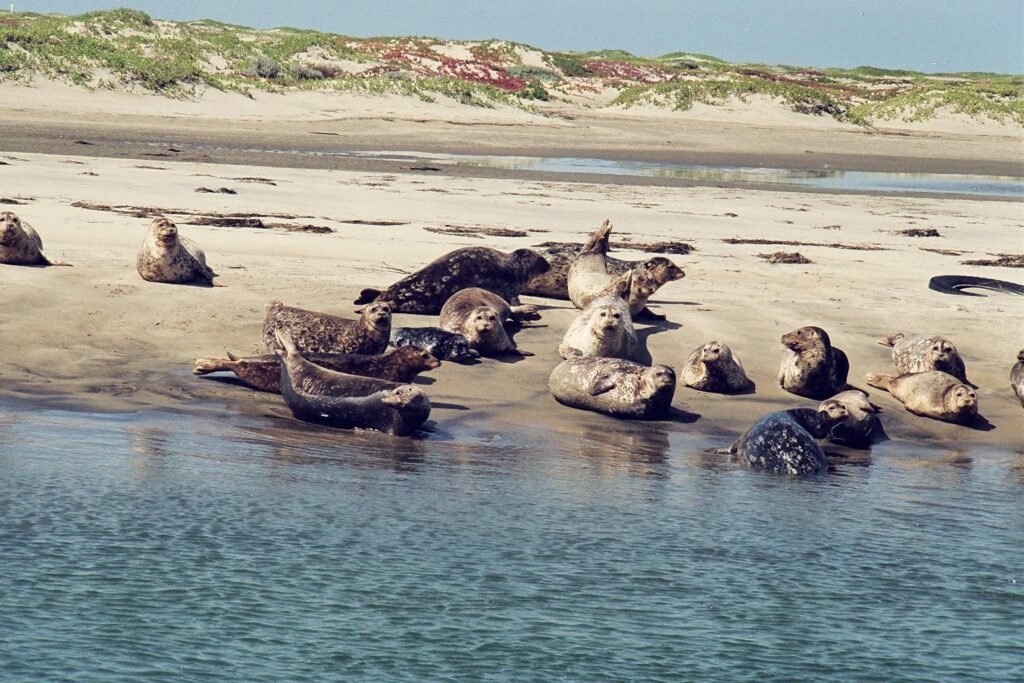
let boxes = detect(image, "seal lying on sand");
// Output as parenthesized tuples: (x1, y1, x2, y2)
(354, 247, 549, 314)
(928, 275, 1024, 297)
(439, 288, 531, 357)
(276, 330, 431, 436)
(1012, 349, 1024, 408)
(194, 346, 440, 393)
(558, 276, 641, 362)
(549, 357, 676, 419)
(818, 390, 882, 449)
(877, 332, 973, 386)
(390, 327, 479, 362)
(263, 300, 391, 355)
(729, 407, 849, 476)
(136, 216, 215, 285)
(523, 242, 633, 300)
(866, 370, 978, 425)
(778, 325, 850, 400)
(0, 211, 70, 266)
(681, 341, 754, 393)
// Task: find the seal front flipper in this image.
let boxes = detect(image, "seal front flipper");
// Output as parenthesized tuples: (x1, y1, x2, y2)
(589, 374, 617, 396)
(635, 306, 667, 322)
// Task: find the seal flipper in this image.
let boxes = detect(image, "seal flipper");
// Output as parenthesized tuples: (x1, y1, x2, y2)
(590, 374, 617, 396)
(876, 333, 904, 347)
(866, 373, 894, 392)
(354, 288, 382, 306)
(578, 219, 613, 257)
(635, 306, 667, 322)
(193, 357, 233, 375)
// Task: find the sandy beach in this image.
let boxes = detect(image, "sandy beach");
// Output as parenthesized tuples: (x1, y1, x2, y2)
(1, 81, 1022, 451)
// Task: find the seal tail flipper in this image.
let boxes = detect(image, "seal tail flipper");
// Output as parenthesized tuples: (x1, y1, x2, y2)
(39, 255, 73, 267)
(274, 329, 299, 358)
(225, 350, 240, 361)
(876, 333, 904, 347)
(193, 357, 234, 375)
(354, 288, 382, 306)
(509, 304, 541, 322)
(579, 219, 613, 256)
(865, 373, 894, 392)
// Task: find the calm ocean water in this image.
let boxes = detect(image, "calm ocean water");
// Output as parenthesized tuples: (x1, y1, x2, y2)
(1, 401, 1022, 682)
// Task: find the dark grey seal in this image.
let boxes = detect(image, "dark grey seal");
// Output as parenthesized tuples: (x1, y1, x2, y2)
(354, 247, 549, 314)
(778, 325, 850, 400)
(819, 390, 883, 449)
(729, 407, 849, 476)
(390, 327, 480, 362)
(1012, 349, 1024, 408)
(263, 300, 391, 355)
(548, 357, 676, 419)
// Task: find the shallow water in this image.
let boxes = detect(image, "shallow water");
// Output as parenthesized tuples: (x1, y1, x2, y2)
(1, 402, 1022, 682)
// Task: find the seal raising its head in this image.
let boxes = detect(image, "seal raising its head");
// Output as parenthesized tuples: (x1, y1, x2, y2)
(818, 390, 882, 449)
(548, 357, 676, 419)
(1012, 349, 1024, 408)
(390, 326, 480, 362)
(0, 211, 69, 266)
(136, 216, 216, 285)
(877, 332, 974, 387)
(354, 247, 549, 314)
(681, 340, 754, 394)
(729, 407, 849, 476)
(263, 300, 392, 355)
(778, 325, 850, 400)
(866, 370, 978, 425)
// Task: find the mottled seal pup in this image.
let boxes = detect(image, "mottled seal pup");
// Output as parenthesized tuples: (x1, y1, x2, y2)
(1013, 349, 1024, 408)
(523, 242, 633, 300)
(819, 390, 882, 449)
(558, 276, 641, 362)
(681, 340, 755, 393)
(194, 346, 440, 393)
(439, 289, 529, 357)
(136, 216, 216, 285)
(778, 326, 850, 400)
(866, 370, 978, 425)
(276, 331, 430, 436)
(390, 327, 480, 362)
(877, 332, 973, 386)
(729, 407, 849, 476)
(0, 211, 70, 266)
(354, 247, 549, 314)
(263, 300, 391, 355)
(548, 357, 676, 419)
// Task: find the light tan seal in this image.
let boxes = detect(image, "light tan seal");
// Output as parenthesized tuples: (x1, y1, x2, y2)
(0, 211, 71, 266)
(877, 332, 974, 387)
(136, 216, 216, 285)
(558, 275, 641, 362)
(681, 340, 754, 393)
(866, 370, 978, 425)
(549, 357, 676, 419)
(438, 288, 532, 357)
(262, 300, 391, 355)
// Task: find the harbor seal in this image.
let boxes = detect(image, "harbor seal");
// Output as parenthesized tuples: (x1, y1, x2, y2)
(866, 370, 978, 425)
(438, 288, 530, 357)
(818, 390, 882, 449)
(681, 340, 755, 393)
(390, 327, 480, 362)
(1012, 349, 1024, 407)
(548, 357, 676, 419)
(729, 407, 849, 476)
(262, 300, 391, 355)
(877, 332, 974, 386)
(522, 243, 634, 300)
(0, 211, 70, 266)
(136, 216, 216, 285)
(354, 247, 549, 314)
(778, 325, 850, 400)
(558, 275, 641, 362)
(276, 331, 430, 436)
(194, 346, 440, 394)
(574, 259, 685, 319)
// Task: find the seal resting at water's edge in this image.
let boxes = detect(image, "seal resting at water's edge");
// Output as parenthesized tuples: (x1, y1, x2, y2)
(728, 407, 849, 476)
(548, 357, 676, 419)
(778, 325, 850, 400)
(276, 330, 431, 436)
(558, 275, 641, 362)
(818, 390, 883, 449)
(390, 327, 480, 362)
(193, 346, 440, 394)
(353, 246, 549, 314)
(262, 300, 391, 355)
(877, 332, 974, 387)
(866, 370, 978, 425)
(136, 216, 216, 285)
(0, 211, 71, 266)
(681, 340, 754, 394)
(439, 288, 532, 357)
(1012, 349, 1024, 408)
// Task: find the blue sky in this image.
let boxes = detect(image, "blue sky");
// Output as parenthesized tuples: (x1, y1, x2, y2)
(18, 0, 1024, 73)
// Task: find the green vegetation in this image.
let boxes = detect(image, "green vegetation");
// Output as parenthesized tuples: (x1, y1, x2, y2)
(0, 8, 1019, 125)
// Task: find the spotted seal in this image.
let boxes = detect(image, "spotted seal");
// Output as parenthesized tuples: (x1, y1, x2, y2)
(866, 370, 978, 425)
(0, 211, 70, 266)
(558, 275, 641, 362)
(523, 242, 633, 300)
(438, 288, 531, 357)
(728, 407, 849, 476)
(778, 326, 850, 400)
(877, 332, 973, 386)
(136, 216, 216, 285)
(354, 247, 549, 314)
(818, 390, 882, 449)
(681, 340, 755, 393)
(1012, 349, 1024, 407)
(262, 300, 391, 355)
(390, 327, 480, 362)
(548, 357, 676, 419)
(276, 331, 431, 436)
(194, 346, 439, 393)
